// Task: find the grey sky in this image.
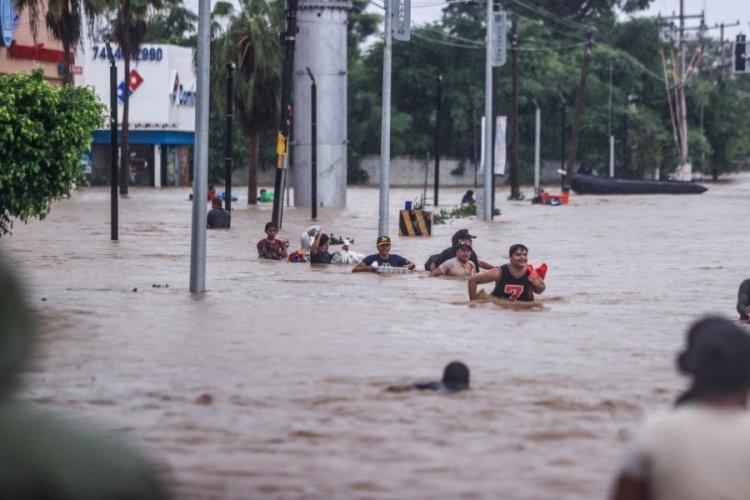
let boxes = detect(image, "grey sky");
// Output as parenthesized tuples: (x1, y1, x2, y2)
(183, 0, 748, 41)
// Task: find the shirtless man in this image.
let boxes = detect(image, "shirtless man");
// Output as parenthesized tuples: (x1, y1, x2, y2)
(468, 243, 545, 301)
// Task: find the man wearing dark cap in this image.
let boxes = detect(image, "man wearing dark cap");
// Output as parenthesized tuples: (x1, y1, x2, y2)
(425, 228, 492, 272)
(352, 235, 416, 272)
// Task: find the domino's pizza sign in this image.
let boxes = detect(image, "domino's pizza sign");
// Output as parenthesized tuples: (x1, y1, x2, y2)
(1, 0, 18, 47)
(117, 69, 144, 103)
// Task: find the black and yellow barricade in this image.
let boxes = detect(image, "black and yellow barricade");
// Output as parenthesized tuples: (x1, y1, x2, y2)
(398, 210, 432, 236)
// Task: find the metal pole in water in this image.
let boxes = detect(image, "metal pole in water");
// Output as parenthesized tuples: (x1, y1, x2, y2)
(106, 42, 118, 241)
(379, 0, 393, 235)
(189, 0, 211, 293)
(224, 63, 235, 218)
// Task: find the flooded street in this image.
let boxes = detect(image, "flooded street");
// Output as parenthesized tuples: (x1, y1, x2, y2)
(4, 174, 749, 499)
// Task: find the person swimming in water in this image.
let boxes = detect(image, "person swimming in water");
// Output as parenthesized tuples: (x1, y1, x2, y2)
(386, 361, 470, 393)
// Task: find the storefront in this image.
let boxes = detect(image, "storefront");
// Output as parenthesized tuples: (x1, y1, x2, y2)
(75, 43, 196, 187)
(0, 0, 68, 84)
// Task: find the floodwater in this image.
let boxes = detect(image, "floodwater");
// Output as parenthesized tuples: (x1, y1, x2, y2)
(3, 174, 749, 499)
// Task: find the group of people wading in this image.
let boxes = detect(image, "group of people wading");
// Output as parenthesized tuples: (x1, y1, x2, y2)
(256, 225, 547, 303)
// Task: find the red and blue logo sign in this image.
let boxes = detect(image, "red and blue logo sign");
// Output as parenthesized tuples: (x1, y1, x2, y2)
(117, 69, 144, 103)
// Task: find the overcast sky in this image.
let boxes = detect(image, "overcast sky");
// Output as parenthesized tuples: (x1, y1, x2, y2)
(184, 0, 748, 41)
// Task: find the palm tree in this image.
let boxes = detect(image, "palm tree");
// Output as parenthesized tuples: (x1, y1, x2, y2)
(212, 0, 282, 205)
(16, 0, 107, 85)
(106, 0, 169, 195)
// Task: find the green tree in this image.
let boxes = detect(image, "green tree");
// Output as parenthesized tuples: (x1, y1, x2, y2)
(211, 0, 282, 205)
(0, 70, 104, 236)
(143, 2, 198, 46)
(15, 0, 107, 85)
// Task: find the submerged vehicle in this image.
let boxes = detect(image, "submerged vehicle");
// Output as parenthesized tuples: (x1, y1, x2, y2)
(571, 174, 708, 195)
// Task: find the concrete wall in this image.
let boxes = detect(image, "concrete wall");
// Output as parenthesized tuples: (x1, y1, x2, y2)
(358, 155, 576, 187)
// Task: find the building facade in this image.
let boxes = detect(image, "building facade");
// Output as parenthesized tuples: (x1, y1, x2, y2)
(75, 43, 196, 187)
(0, 0, 67, 84)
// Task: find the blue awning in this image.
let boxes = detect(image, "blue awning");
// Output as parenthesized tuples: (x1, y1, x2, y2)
(92, 130, 194, 145)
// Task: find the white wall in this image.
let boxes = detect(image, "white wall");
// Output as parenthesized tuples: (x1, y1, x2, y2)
(74, 43, 196, 132)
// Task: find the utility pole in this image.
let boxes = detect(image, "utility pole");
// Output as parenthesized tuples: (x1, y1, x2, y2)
(608, 61, 614, 178)
(306, 67, 317, 220)
(378, 0, 394, 235)
(433, 74, 442, 207)
(563, 28, 594, 193)
(667, 4, 703, 181)
(481, 0, 494, 221)
(106, 42, 118, 241)
(559, 92, 566, 191)
(272, 0, 299, 229)
(509, 20, 520, 200)
(483, 0, 506, 219)
(189, 0, 211, 293)
(224, 63, 235, 219)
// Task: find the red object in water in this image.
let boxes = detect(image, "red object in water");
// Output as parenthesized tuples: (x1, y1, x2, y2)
(527, 263, 548, 280)
(537, 262, 548, 279)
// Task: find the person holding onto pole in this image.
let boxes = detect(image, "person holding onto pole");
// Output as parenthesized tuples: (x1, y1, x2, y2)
(468, 244, 545, 301)
(352, 236, 416, 272)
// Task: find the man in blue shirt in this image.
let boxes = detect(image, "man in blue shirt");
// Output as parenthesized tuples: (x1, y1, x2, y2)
(352, 235, 416, 272)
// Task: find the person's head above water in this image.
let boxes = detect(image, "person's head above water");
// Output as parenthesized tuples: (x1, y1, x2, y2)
(508, 243, 528, 257)
(452, 229, 476, 247)
(675, 315, 750, 406)
(441, 361, 470, 392)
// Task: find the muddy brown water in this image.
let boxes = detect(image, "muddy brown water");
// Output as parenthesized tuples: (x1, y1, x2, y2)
(4, 176, 749, 499)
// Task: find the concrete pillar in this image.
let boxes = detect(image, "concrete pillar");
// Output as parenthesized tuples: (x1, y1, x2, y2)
(292, 0, 351, 208)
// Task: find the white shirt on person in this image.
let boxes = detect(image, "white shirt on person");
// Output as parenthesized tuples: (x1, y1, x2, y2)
(619, 404, 750, 500)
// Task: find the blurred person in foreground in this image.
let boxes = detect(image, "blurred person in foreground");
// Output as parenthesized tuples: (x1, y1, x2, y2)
(0, 253, 170, 499)
(611, 316, 750, 500)
(737, 278, 750, 321)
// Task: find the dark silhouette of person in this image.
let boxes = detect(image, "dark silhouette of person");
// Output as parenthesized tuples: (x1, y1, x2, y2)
(207, 198, 231, 229)
(612, 316, 750, 500)
(0, 253, 170, 499)
(387, 361, 470, 393)
(461, 190, 475, 205)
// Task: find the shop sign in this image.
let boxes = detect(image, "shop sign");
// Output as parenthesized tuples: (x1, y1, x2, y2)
(91, 44, 163, 62)
(9, 41, 70, 63)
(118, 69, 144, 103)
(1, 0, 18, 47)
(170, 71, 196, 108)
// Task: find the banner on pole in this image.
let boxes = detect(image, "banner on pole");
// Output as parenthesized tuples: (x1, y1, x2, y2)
(392, 0, 411, 41)
(493, 116, 507, 175)
(477, 116, 485, 174)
